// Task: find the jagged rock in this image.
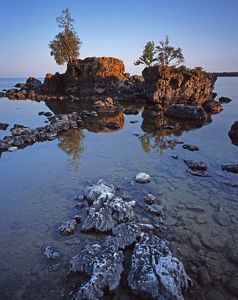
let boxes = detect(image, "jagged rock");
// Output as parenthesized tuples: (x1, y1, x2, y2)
(82, 195, 135, 232)
(84, 179, 115, 205)
(228, 121, 238, 144)
(144, 194, 157, 205)
(128, 234, 189, 299)
(203, 99, 223, 113)
(183, 144, 199, 151)
(184, 160, 207, 171)
(104, 223, 141, 250)
(143, 65, 216, 105)
(69, 244, 124, 300)
(58, 219, 77, 235)
(221, 164, 238, 173)
(44, 246, 60, 259)
(135, 172, 151, 183)
(165, 104, 207, 120)
(219, 96, 232, 103)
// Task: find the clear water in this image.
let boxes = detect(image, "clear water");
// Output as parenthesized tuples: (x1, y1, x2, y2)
(0, 78, 237, 299)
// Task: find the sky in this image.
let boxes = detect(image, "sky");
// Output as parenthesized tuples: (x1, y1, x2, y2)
(0, 0, 237, 77)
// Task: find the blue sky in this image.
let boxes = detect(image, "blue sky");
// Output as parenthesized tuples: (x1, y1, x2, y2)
(0, 0, 237, 77)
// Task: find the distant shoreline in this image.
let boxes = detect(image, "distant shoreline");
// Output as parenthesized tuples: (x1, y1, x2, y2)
(210, 72, 238, 77)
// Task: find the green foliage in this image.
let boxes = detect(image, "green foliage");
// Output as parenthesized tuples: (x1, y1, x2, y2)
(176, 65, 190, 75)
(191, 66, 204, 75)
(49, 9, 82, 66)
(134, 41, 157, 67)
(156, 36, 184, 66)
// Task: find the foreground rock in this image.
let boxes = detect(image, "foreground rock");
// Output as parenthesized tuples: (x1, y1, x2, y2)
(135, 172, 151, 183)
(128, 233, 189, 299)
(202, 99, 223, 113)
(221, 164, 238, 173)
(70, 244, 124, 300)
(165, 104, 207, 120)
(228, 121, 238, 144)
(58, 219, 77, 235)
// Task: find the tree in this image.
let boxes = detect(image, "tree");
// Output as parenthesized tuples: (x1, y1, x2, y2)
(134, 41, 157, 67)
(49, 8, 82, 66)
(156, 36, 184, 66)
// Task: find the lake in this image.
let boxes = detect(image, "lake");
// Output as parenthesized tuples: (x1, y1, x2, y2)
(0, 77, 237, 300)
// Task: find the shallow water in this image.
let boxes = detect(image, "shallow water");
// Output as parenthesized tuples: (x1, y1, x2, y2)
(0, 78, 237, 299)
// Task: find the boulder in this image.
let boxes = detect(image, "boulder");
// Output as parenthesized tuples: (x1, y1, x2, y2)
(202, 99, 223, 113)
(184, 160, 208, 176)
(25, 77, 42, 90)
(221, 164, 238, 173)
(165, 104, 207, 120)
(135, 172, 151, 183)
(0, 123, 9, 130)
(128, 234, 189, 299)
(228, 121, 238, 144)
(84, 179, 115, 205)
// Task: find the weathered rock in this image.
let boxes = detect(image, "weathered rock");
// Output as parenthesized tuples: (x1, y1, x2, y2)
(226, 275, 238, 296)
(58, 219, 77, 235)
(128, 234, 189, 299)
(228, 121, 238, 144)
(135, 172, 151, 183)
(183, 144, 199, 151)
(221, 164, 238, 173)
(0, 123, 9, 130)
(44, 246, 60, 259)
(69, 244, 124, 300)
(144, 194, 157, 205)
(165, 104, 207, 120)
(219, 96, 232, 103)
(105, 223, 141, 250)
(143, 65, 216, 105)
(184, 160, 208, 171)
(84, 179, 115, 205)
(82, 195, 135, 232)
(197, 266, 210, 285)
(202, 99, 223, 113)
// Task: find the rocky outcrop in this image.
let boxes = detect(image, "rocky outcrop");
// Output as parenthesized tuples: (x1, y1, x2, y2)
(202, 99, 223, 113)
(228, 121, 238, 144)
(143, 65, 216, 105)
(165, 104, 207, 120)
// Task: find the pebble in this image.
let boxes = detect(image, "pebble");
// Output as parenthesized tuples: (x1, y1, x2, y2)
(135, 172, 151, 183)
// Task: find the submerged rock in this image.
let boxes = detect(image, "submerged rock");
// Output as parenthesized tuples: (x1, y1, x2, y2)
(128, 233, 189, 299)
(165, 104, 207, 120)
(82, 195, 135, 232)
(221, 164, 238, 173)
(58, 219, 77, 236)
(70, 244, 124, 300)
(183, 144, 199, 151)
(228, 121, 238, 144)
(184, 160, 208, 171)
(44, 246, 60, 259)
(135, 172, 151, 183)
(144, 194, 157, 205)
(202, 99, 223, 113)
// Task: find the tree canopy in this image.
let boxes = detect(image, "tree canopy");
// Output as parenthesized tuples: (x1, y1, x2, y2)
(135, 36, 184, 68)
(134, 41, 157, 67)
(49, 9, 82, 66)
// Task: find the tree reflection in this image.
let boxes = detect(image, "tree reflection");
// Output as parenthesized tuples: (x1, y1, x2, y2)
(58, 128, 84, 171)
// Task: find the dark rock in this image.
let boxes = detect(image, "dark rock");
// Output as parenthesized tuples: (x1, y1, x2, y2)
(172, 155, 179, 159)
(206, 290, 225, 300)
(184, 160, 208, 171)
(221, 164, 238, 173)
(203, 99, 223, 113)
(165, 104, 207, 120)
(144, 194, 157, 205)
(212, 211, 230, 227)
(38, 111, 45, 116)
(58, 219, 77, 235)
(183, 144, 199, 151)
(189, 169, 208, 177)
(44, 246, 60, 259)
(190, 235, 202, 250)
(226, 275, 238, 296)
(44, 112, 53, 117)
(69, 244, 124, 300)
(228, 121, 238, 144)
(197, 266, 210, 285)
(128, 234, 189, 299)
(124, 108, 140, 115)
(15, 82, 26, 88)
(0, 123, 9, 130)
(219, 96, 232, 103)
(130, 120, 138, 124)
(105, 121, 120, 129)
(25, 77, 42, 90)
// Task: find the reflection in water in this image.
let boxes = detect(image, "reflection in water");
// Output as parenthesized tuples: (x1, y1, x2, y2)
(58, 129, 84, 171)
(140, 105, 212, 153)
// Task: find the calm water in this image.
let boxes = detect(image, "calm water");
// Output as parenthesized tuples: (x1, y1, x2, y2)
(0, 78, 237, 300)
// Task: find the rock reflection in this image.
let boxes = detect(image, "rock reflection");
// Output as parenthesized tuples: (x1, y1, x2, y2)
(58, 128, 84, 171)
(140, 105, 212, 153)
